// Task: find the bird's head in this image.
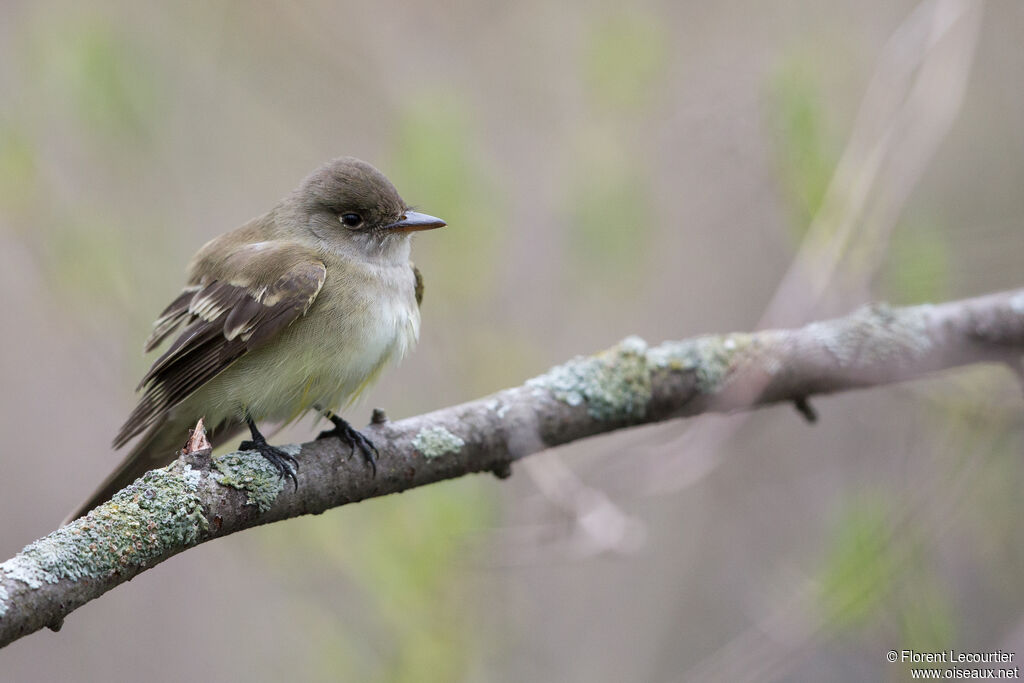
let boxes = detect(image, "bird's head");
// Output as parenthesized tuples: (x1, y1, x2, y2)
(290, 156, 445, 262)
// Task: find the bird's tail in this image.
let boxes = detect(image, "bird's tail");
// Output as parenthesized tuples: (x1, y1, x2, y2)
(63, 417, 242, 525)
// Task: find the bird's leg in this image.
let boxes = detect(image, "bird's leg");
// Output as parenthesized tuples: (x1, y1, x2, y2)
(239, 414, 299, 490)
(315, 407, 379, 476)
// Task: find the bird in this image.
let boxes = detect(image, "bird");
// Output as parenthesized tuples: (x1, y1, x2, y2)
(66, 157, 445, 521)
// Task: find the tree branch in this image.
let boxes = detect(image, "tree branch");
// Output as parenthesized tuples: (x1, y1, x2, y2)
(3, 287, 1024, 648)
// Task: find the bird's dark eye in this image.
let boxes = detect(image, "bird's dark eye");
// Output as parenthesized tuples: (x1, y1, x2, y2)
(339, 213, 363, 228)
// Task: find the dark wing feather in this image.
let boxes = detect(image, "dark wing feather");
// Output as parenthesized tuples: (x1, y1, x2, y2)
(114, 257, 326, 448)
(412, 264, 424, 307)
(143, 285, 201, 352)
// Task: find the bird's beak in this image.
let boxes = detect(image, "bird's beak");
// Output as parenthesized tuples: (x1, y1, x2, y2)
(383, 211, 447, 233)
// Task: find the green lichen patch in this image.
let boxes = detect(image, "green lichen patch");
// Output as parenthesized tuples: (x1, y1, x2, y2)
(413, 426, 466, 460)
(647, 334, 753, 393)
(0, 462, 208, 589)
(527, 334, 752, 421)
(527, 336, 654, 421)
(212, 448, 291, 512)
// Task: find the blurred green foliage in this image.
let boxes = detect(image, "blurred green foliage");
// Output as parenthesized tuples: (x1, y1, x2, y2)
(566, 9, 669, 296)
(41, 212, 134, 305)
(262, 478, 494, 682)
(583, 10, 669, 112)
(0, 124, 38, 213)
(565, 134, 652, 290)
(2, 13, 170, 327)
(898, 571, 955, 655)
(350, 482, 493, 683)
(27, 18, 159, 140)
(767, 57, 837, 241)
(767, 55, 952, 306)
(819, 497, 898, 628)
(940, 400, 1024, 611)
(818, 486, 956, 651)
(386, 96, 544, 399)
(388, 99, 503, 305)
(881, 219, 950, 304)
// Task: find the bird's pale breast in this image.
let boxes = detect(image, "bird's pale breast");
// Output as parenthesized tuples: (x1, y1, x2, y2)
(189, 259, 420, 427)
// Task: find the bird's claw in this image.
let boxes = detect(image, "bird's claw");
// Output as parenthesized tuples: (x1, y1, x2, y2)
(317, 414, 379, 476)
(239, 438, 299, 490)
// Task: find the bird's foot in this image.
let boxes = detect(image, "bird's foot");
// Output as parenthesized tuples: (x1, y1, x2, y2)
(317, 413, 378, 476)
(240, 417, 298, 490)
(239, 437, 299, 490)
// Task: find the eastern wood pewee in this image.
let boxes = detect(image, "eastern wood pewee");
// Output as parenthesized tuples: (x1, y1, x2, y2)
(67, 157, 444, 520)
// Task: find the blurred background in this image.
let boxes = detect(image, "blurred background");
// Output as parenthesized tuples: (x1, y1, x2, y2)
(1, 0, 1022, 680)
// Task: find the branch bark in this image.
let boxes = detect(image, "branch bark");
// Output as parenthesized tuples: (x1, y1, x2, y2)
(3, 287, 1024, 648)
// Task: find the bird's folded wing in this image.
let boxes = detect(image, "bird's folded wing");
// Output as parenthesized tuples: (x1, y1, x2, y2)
(412, 263, 424, 306)
(114, 242, 326, 448)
